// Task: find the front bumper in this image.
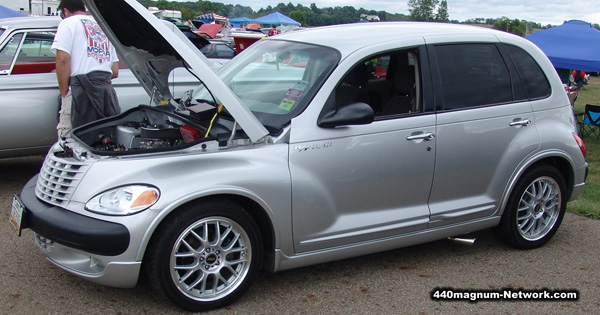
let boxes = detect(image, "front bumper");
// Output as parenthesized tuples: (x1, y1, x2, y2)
(20, 175, 130, 256)
(19, 175, 141, 288)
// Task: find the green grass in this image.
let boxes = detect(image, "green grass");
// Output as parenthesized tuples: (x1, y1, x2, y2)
(567, 77, 600, 219)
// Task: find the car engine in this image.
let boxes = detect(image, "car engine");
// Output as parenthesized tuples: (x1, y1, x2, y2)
(71, 105, 220, 155)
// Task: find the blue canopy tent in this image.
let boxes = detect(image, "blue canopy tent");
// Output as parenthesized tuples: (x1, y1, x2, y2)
(526, 20, 600, 73)
(228, 16, 252, 28)
(0, 5, 29, 18)
(252, 12, 300, 26)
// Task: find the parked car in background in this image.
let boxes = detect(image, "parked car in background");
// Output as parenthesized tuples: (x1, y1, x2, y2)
(0, 16, 223, 158)
(199, 41, 236, 59)
(372, 55, 390, 79)
(12, 0, 588, 312)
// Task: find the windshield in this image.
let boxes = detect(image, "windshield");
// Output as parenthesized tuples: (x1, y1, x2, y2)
(194, 40, 339, 130)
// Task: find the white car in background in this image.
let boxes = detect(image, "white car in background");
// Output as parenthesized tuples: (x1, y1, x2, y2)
(0, 16, 215, 158)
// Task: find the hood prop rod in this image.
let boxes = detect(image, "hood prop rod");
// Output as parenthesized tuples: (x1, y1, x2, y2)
(228, 121, 238, 146)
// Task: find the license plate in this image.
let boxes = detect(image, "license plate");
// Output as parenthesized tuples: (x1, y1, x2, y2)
(9, 195, 25, 236)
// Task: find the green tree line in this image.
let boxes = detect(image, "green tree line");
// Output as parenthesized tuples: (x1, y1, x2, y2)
(138, 0, 410, 26)
(138, 0, 599, 35)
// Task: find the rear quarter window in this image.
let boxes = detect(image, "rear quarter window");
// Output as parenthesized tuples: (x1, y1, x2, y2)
(504, 44, 551, 99)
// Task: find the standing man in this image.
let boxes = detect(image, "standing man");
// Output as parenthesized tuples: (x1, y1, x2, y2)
(269, 25, 278, 36)
(52, 0, 120, 138)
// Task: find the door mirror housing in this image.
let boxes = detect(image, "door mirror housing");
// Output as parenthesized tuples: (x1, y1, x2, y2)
(318, 102, 374, 128)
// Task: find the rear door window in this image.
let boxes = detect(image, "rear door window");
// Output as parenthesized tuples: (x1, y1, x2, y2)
(434, 43, 512, 110)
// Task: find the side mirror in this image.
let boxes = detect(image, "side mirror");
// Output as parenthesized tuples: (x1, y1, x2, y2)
(318, 102, 374, 128)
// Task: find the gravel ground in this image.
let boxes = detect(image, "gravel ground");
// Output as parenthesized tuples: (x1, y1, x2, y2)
(1, 155, 599, 314)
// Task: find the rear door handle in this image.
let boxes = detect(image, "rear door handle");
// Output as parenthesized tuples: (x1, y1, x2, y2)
(509, 119, 531, 127)
(406, 132, 435, 141)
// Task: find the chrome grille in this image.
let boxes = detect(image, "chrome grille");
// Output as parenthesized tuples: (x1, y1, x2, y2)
(35, 154, 90, 206)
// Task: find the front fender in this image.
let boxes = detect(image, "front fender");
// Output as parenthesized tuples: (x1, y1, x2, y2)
(70, 144, 292, 262)
(136, 185, 284, 262)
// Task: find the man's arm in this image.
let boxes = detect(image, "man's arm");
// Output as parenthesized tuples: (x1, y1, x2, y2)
(55, 50, 71, 97)
(111, 62, 119, 79)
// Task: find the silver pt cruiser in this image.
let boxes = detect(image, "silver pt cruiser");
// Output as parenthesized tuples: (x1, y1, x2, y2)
(10, 0, 588, 311)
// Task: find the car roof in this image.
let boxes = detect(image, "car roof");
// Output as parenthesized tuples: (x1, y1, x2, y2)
(0, 16, 61, 30)
(276, 22, 505, 57)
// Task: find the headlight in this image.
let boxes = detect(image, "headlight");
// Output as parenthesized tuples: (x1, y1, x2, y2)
(85, 185, 160, 216)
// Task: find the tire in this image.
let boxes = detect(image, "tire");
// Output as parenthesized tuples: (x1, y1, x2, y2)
(146, 200, 263, 312)
(497, 165, 567, 249)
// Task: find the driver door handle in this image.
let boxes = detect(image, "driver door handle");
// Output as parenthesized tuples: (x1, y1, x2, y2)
(509, 119, 531, 127)
(406, 132, 435, 141)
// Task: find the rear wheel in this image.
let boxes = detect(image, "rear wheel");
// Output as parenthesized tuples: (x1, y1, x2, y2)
(497, 165, 567, 249)
(146, 200, 263, 311)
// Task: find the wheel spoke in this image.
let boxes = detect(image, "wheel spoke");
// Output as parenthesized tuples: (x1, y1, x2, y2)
(224, 255, 246, 266)
(188, 272, 208, 292)
(218, 225, 234, 247)
(222, 232, 241, 252)
(178, 269, 196, 283)
(202, 221, 210, 243)
(190, 229, 206, 245)
(517, 206, 531, 220)
(524, 189, 536, 200)
(179, 239, 198, 254)
(530, 217, 540, 235)
(175, 251, 195, 259)
(211, 222, 221, 246)
(217, 273, 231, 287)
(221, 263, 238, 276)
(175, 259, 199, 269)
(519, 217, 534, 234)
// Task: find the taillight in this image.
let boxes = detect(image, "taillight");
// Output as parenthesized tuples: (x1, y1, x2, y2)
(573, 133, 587, 158)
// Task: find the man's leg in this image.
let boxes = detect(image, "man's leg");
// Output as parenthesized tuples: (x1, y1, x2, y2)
(57, 90, 73, 139)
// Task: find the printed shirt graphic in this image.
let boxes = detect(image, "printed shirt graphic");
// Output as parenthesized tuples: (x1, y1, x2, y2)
(51, 15, 118, 76)
(82, 19, 111, 64)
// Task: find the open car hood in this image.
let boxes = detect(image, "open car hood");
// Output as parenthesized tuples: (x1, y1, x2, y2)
(83, 0, 268, 143)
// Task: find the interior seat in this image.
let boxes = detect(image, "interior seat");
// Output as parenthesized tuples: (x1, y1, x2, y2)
(336, 63, 370, 109)
(380, 65, 415, 116)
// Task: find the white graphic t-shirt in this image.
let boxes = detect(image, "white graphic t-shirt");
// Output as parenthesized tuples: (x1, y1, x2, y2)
(51, 14, 118, 76)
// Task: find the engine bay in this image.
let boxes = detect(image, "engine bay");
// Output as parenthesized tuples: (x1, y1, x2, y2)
(71, 105, 231, 155)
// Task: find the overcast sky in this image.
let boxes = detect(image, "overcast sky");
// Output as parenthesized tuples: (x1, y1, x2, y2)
(171, 0, 600, 26)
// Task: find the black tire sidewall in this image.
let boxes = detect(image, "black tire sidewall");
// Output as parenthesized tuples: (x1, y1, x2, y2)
(146, 199, 263, 312)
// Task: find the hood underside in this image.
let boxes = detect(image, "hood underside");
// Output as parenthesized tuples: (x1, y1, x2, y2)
(83, 0, 268, 143)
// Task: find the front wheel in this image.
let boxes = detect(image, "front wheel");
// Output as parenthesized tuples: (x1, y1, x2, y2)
(497, 165, 567, 249)
(146, 200, 263, 312)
